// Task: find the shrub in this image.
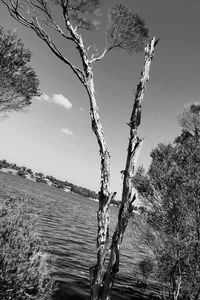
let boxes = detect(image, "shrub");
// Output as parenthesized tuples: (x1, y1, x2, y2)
(138, 256, 154, 282)
(0, 196, 55, 299)
(17, 170, 26, 178)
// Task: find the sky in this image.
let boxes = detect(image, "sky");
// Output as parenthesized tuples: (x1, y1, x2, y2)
(0, 0, 200, 197)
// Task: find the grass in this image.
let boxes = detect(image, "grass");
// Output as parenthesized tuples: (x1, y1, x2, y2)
(0, 184, 56, 299)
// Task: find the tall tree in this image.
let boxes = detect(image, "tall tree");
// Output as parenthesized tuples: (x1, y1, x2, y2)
(179, 103, 200, 139)
(0, 1, 157, 299)
(133, 104, 200, 299)
(98, 39, 156, 300)
(0, 26, 40, 118)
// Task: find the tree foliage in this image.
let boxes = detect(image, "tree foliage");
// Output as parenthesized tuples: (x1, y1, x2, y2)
(56, 0, 102, 30)
(0, 27, 40, 117)
(133, 104, 200, 299)
(138, 256, 154, 283)
(106, 4, 148, 54)
(179, 103, 200, 138)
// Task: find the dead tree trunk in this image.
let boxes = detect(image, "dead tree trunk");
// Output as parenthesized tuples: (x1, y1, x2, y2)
(86, 67, 112, 300)
(99, 37, 158, 300)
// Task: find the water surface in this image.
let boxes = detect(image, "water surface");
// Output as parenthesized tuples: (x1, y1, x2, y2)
(0, 172, 152, 300)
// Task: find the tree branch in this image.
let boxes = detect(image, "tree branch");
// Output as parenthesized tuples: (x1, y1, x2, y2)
(90, 45, 120, 64)
(1, 0, 86, 85)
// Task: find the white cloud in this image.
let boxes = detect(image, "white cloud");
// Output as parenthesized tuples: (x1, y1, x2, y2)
(80, 107, 84, 112)
(61, 128, 73, 136)
(35, 93, 72, 110)
(52, 94, 72, 110)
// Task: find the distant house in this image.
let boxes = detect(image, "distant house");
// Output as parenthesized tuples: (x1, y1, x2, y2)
(64, 186, 71, 192)
(43, 178, 52, 186)
(24, 173, 36, 182)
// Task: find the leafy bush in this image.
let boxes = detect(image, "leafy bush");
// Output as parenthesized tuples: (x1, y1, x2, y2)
(132, 110, 200, 298)
(138, 256, 154, 282)
(17, 170, 26, 178)
(0, 196, 55, 300)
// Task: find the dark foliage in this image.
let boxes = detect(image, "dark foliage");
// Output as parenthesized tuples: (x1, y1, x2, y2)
(0, 196, 55, 299)
(132, 104, 200, 299)
(55, 0, 102, 30)
(0, 26, 40, 117)
(138, 257, 154, 282)
(106, 4, 148, 54)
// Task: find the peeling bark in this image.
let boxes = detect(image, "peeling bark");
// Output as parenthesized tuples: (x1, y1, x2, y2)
(99, 37, 157, 300)
(84, 57, 112, 300)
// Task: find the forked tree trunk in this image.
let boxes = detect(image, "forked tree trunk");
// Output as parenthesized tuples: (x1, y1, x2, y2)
(0, 1, 157, 299)
(90, 37, 157, 300)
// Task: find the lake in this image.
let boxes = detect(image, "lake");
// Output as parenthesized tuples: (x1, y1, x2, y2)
(0, 171, 153, 300)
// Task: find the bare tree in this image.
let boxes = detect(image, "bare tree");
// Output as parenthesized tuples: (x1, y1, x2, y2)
(0, 26, 40, 118)
(0, 1, 157, 299)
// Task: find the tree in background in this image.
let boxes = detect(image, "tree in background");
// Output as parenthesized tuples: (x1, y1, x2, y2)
(0, 1, 157, 298)
(179, 103, 200, 139)
(0, 26, 40, 118)
(132, 103, 200, 300)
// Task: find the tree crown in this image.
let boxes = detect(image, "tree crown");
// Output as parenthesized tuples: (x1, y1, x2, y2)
(179, 103, 200, 138)
(0, 26, 40, 117)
